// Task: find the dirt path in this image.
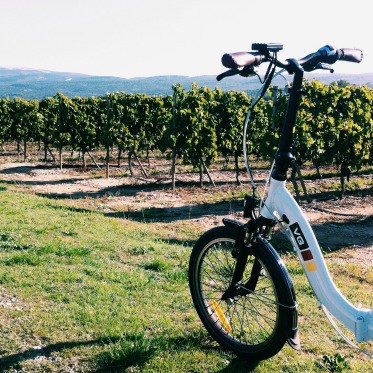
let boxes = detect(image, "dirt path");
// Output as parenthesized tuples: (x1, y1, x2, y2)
(0, 162, 372, 261)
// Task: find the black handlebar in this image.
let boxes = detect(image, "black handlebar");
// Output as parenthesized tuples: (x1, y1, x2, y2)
(216, 44, 364, 183)
(218, 45, 363, 80)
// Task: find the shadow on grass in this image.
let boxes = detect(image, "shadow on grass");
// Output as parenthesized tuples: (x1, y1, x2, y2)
(297, 186, 373, 202)
(93, 332, 261, 373)
(217, 357, 261, 373)
(0, 337, 118, 373)
(0, 335, 156, 373)
(312, 214, 373, 252)
(0, 332, 261, 373)
(105, 199, 242, 222)
(94, 333, 158, 372)
(0, 164, 79, 175)
(271, 215, 373, 254)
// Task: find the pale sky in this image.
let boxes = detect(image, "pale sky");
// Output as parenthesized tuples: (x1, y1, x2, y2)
(0, 0, 372, 78)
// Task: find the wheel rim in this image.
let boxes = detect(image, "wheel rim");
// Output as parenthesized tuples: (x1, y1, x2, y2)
(196, 237, 280, 348)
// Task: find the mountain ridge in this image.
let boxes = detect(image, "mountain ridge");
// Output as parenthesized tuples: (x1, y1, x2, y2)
(1, 67, 373, 100)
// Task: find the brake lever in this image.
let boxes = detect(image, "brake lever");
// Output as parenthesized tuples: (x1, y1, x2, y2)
(216, 68, 241, 81)
(315, 62, 334, 73)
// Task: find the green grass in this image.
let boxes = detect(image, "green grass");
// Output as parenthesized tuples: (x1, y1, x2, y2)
(0, 184, 372, 372)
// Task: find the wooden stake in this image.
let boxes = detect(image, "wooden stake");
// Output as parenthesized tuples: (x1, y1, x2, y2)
(134, 151, 149, 178)
(87, 151, 101, 169)
(201, 159, 216, 187)
(171, 89, 177, 191)
(106, 146, 110, 178)
(59, 147, 63, 170)
(295, 163, 311, 203)
(291, 166, 301, 203)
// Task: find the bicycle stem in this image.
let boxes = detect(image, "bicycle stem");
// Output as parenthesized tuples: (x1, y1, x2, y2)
(272, 59, 304, 182)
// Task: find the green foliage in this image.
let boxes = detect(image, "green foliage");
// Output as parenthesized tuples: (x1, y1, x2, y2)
(321, 353, 351, 372)
(0, 81, 372, 178)
(169, 83, 219, 168)
(0, 185, 372, 371)
(39, 96, 59, 149)
(331, 84, 373, 171)
(0, 97, 12, 142)
(0, 231, 32, 251)
(96, 334, 158, 370)
(291, 81, 373, 181)
(71, 96, 102, 153)
(8, 97, 41, 142)
(294, 80, 338, 166)
(55, 93, 75, 149)
(103, 92, 171, 157)
(215, 90, 250, 156)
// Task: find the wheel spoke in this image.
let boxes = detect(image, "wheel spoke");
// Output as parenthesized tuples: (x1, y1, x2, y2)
(199, 241, 279, 345)
(189, 227, 291, 360)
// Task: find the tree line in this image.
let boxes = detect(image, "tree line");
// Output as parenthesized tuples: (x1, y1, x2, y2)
(0, 81, 372, 187)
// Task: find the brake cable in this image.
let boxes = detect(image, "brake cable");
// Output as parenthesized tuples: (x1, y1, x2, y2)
(249, 53, 278, 112)
(243, 52, 281, 196)
(243, 63, 290, 218)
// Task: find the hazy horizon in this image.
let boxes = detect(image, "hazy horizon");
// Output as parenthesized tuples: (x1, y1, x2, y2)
(0, 0, 372, 79)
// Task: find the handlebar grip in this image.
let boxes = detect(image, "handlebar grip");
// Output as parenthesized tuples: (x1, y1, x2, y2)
(221, 52, 263, 69)
(338, 48, 363, 63)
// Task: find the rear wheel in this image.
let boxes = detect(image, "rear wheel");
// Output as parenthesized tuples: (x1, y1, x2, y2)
(189, 225, 294, 360)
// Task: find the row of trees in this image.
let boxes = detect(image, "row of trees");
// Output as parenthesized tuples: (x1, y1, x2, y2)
(0, 81, 372, 186)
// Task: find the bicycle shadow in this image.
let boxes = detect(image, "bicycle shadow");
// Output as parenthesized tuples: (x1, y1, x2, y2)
(0, 335, 155, 373)
(0, 333, 262, 373)
(0, 338, 112, 373)
(215, 358, 260, 372)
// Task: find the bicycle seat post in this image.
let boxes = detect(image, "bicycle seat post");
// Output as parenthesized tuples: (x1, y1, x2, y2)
(272, 59, 304, 182)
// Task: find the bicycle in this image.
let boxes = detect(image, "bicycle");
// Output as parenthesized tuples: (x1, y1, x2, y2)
(188, 43, 372, 361)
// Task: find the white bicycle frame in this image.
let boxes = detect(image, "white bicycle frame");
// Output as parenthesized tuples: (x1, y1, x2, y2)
(260, 178, 373, 344)
(243, 71, 373, 353)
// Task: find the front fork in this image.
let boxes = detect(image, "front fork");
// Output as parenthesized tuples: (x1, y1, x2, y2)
(221, 213, 276, 301)
(221, 213, 300, 350)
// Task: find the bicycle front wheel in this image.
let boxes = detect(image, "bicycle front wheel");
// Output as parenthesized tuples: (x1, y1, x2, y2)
(189, 225, 294, 360)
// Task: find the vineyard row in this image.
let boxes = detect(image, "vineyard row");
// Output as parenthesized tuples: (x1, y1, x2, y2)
(0, 81, 372, 183)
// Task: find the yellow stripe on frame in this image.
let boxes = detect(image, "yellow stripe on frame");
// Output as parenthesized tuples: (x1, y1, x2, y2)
(305, 261, 317, 272)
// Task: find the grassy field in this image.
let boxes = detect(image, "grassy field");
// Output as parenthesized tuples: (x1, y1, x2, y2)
(0, 172, 372, 372)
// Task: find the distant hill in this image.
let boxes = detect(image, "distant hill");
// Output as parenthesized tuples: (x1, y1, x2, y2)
(1, 67, 373, 100)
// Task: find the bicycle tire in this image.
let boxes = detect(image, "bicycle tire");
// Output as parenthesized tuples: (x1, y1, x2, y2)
(189, 225, 296, 360)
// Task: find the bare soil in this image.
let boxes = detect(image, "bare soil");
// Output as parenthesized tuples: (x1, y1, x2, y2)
(0, 160, 372, 264)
